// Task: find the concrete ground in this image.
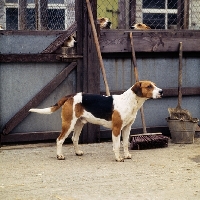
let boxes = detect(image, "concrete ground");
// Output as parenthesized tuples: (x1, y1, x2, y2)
(1, 138, 200, 200)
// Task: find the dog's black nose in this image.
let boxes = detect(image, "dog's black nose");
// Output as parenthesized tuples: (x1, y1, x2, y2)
(130, 26, 135, 29)
(159, 90, 163, 96)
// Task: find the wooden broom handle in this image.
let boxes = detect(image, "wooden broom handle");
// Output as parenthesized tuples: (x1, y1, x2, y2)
(85, 0, 110, 96)
(130, 32, 147, 133)
(130, 32, 139, 82)
(178, 42, 183, 108)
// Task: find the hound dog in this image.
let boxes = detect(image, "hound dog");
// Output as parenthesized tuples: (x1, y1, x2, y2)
(63, 35, 76, 47)
(131, 23, 151, 30)
(29, 81, 163, 162)
(97, 17, 112, 29)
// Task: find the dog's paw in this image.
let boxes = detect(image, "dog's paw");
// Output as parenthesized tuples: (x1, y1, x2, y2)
(75, 150, 84, 156)
(124, 153, 132, 159)
(115, 157, 124, 162)
(57, 155, 65, 160)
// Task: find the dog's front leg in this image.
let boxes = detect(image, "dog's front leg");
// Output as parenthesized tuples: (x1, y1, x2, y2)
(112, 133, 124, 162)
(122, 125, 132, 159)
(112, 110, 123, 162)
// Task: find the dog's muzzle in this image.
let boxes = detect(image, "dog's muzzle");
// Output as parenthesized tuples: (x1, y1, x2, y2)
(158, 90, 163, 98)
(105, 22, 112, 29)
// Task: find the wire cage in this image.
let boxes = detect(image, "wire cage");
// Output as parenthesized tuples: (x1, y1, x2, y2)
(97, 0, 200, 30)
(0, 0, 75, 30)
(0, 0, 200, 30)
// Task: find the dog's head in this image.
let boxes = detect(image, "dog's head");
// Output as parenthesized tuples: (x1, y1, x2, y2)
(131, 81, 163, 99)
(97, 17, 112, 29)
(131, 23, 151, 30)
(63, 35, 76, 48)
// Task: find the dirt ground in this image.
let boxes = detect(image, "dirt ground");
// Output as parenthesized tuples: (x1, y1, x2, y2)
(1, 138, 200, 200)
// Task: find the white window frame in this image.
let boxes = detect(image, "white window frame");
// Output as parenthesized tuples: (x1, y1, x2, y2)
(2, 0, 75, 30)
(136, 0, 177, 29)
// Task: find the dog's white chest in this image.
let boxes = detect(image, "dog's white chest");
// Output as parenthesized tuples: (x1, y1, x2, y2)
(113, 91, 144, 127)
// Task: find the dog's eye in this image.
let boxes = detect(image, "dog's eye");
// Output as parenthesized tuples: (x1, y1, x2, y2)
(147, 85, 152, 89)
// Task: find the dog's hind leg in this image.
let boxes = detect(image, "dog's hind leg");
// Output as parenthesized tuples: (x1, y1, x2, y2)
(57, 122, 75, 160)
(57, 100, 78, 160)
(72, 119, 85, 156)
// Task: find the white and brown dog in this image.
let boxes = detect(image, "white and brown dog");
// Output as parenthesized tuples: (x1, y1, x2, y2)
(29, 81, 163, 162)
(131, 23, 151, 30)
(97, 17, 112, 29)
(63, 35, 76, 48)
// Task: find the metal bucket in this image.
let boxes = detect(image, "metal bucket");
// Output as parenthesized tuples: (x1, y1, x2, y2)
(62, 47, 76, 55)
(166, 118, 198, 144)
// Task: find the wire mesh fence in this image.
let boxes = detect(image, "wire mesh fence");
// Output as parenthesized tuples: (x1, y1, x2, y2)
(97, 0, 200, 30)
(0, 0, 200, 30)
(0, 0, 75, 30)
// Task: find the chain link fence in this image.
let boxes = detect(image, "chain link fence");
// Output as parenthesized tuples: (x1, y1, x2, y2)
(97, 0, 200, 30)
(0, 0, 75, 30)
(0, 0, 200, 30)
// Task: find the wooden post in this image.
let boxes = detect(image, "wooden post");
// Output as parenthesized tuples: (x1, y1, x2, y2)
(118, 0, 126, 29)
(19, 0, 27, 30)
(40, 0, 48, 30)
(183, 0, 189, 29)
(129, 0, 136, 28)
(76, 0, 100, 143)
(177, 0, 189, 29)
(177, 0, 183, 29)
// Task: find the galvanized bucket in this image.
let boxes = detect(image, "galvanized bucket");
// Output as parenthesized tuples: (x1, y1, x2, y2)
(166, 118, 198, 144)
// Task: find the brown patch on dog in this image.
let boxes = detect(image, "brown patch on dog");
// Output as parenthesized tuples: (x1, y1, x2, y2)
(112, 110, 123, 137)
(97, 17, 112, 29)
(131, 23, 151, 30)
(58, 97, 74, 140)
(63, 35, 76, 47)
(51, 95, 72, 112)
(131, 82, 143, 97)
(75, 103, 84, 118)
(131, 81, 155, 98)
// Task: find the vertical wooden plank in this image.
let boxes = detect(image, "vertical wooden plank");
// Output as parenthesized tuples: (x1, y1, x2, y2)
(87, 0, 100, 143)
(40, 0, 48, 30)
(35, 0, 39, 30)
(183, 0, 189, 29)
(177, 0, 189, 30)
(76, 0, 100, 143)
(19, 0, 27, 30)
(118, 0, 126, 29)
(75, 0, 85, 143)
(129, 0, 136, 27)
(75, 0, 83, 93)
(177, 0, 184, 29)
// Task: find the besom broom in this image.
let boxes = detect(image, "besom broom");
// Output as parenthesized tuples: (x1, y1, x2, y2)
(168, 42, 196, 122)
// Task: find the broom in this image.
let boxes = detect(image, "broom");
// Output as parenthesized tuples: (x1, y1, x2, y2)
(168, 42, 196, 122)
(129, 32, 168, 150)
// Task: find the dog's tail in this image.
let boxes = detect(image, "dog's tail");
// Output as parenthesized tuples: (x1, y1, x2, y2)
(29, 95, 72, 115)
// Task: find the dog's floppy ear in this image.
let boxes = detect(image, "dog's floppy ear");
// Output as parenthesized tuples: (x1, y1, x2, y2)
(131, 81, 143, 97)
